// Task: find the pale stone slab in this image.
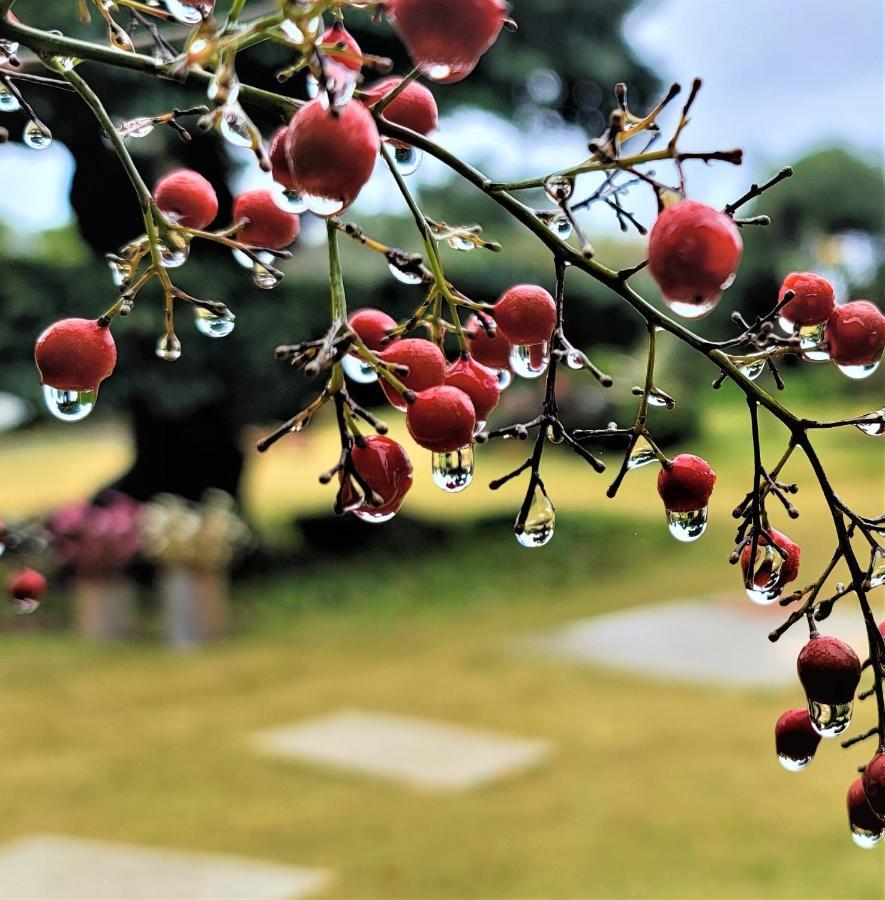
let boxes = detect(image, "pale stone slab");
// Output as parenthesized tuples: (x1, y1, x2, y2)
(0, 835, 330, 900)
(526, 597, 870, 688)
(253, 709, 551, 791)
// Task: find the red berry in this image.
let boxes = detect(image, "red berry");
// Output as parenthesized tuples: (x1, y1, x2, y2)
(406, 385, 476, 452)
(796, 633, 861, 705)
(153, 168, 218, 229)
(445, 356, 500, 421)
(35, 318, 117, 392)
(387, 0, 507, 83)
(862, 753, 885, 823)
(648, 200, 742, 318)
(233, 189, 300, 250)
(778, 272, 835, 327)
(268, 126, 296, 191)
(848, 777, 884, 840)
(348, 308, 398, 352)
(349, 435, 413, 517)
(361, 77, 439, 146)
(656, 454, 716, 513)
(8, 568, 46, 601)
(740, 528, 801, 588)
(825, 301, 885, 367)
(774, 708, 821, 768)
(466, 314, 511, 370)
(493, 285, 557, 346)
(285, 100, 380, 213)
(322, 23, 362, 71)
(378, 338, 446, 410)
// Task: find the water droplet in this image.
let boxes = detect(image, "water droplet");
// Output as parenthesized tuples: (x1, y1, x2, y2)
(194, 308, 235, 338)
(219, 105, 253, 148)
(565, 349, 584, 370)
(107, 258, 129, 288)
(448, 234, 475, 252)
(272, 184, 308, 214)
(208, 72, 239, 106)
(544, 175, 575, 203)
(778, 315, 795, 336)
(305, 73, 320, 99)
(280, 16, 322, 43)
(301, 193, 346, 216)
(164, 0, 205, 24)
(510, 343, 549, 379)
(627, 435, 657, 470)
(388, 261, 423, 285)
(777, 753, 813, 773)
(744, 541, 785, 605)
(808, 699, 852, 738)
(421, 63, 452, 81)
(868, 547, 885, 588)
(13, 597, 40, 615)
(738, 355, 767, 381)
(0, 41, 20, 67)
(232, 247, 271, 269)
(43, 385, 96, 422)
(551, 215, 572, 238)
(663, 296, 720, 319)
(797, 323, 828, 361)
(496, 369, 513, 390)
(665, 506, 708, 542)
(837, 359, 880, 380)
(118, 117, 154, 139)
(155, 333, 182, 361)
(850, 826, 883, 850)
(515, 485, 555, 548)
(431, 444, 474, 493)
(353, 508, 396, 524)
(51, 56, 78, 73)
(158, 242, 188, 268)
(0, 83, 21, 113)
(393, 145, 422, 176)
(23, 120, 52, 150)
(341, 354, 378, 384)
(647, 392, 670, 407)
(855, 408, 885, 437)
(251, 261, 281, 290)
(473, 419, 486, 436)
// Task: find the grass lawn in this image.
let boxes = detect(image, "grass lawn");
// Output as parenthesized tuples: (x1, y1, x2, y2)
(0, 393, 882, 897)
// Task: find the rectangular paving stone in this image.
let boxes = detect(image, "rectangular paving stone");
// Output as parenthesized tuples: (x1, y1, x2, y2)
(0, 835, 331, 900)
(253, 709, 551, 791)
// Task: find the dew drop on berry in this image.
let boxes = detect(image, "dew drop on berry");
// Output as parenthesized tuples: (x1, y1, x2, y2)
(12, 596, 40, 615)
(43, 386, 96, 423)
(851, 825, 883, 850)
(868, 547, 885, 588)
(23, 119, 52, 151)
(665, 505, 708, 542)
(388, 261, 424, 285)
(158, 243, 189, 268)
(807, 700, 852, 738)
(353, 508, 397, 524)
(496, 369, 513, 390)
(855, 408, 885, 437)
(663, 296, 720, 319)
(431, 444, 474, 493)
(837, 359, 880, 380)
(797, 323, 829, 361)
(194, 308, 235, 338)
(777, 753, 813, 773)
(393, 145, 423, 176)
(341, 354, 379, 384)
(737, 355, 766, 381)
(744, 541, 785, 605)
(155, 333, 182, 362)
(515, 486, 556, 548)
(0, 83, 21, 113)
(271, 184, 308, 214)
(163, 0, 205, 25)
(510, 343, 549, 379)
(627, 435, 657, 470)
(421, 63, 453, 81)
(301, 193, 346, 216)
(777, 315, 795, 336)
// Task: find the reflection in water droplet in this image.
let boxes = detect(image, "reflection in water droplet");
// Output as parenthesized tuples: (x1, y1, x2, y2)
(543, 175, 575, 203)
(0, 83, 21, 112)
(496, 369, 513, 390)
(565, 349, 584, 370)
(663, 295, 720, 319)
(353, 508, 397, 524)
(737, 355, 767, 381)
(194, 308, 235, 338)
(510, 343, 549, 379)
(448, 234, 475, 252)
(808, 699, 852, 738)
(868, 547, 885, 588)
(855, 409, 885, 437)
(13, 597, 40, 615)
(164, 0, 204, 25)
(777, 753, 813, 773)
(219, 105, 253, 148)
(155, 333, 182, 362)
(665, 505, 708, 542)
(251, 261, 280, 290)
(546, 424, 563, 444)
(837, 359, 880, 380)
(647, 392, 670, 407)
(272, 184, 308, 214)
(392, 145, 422, 176)
(515, 485, 555, 548)
(627, 435, 657, 470)
(342, 354, 378, 384)
(23, 119, 52, 150)
(108, 259, 129, 288)
(744, 541, 785, 605)
(118, 117, 154, 139)
(388, 261, 423, 285)
(552, 215, 572, 238)
(302, 193, 346, 216)
(159, 243, 188, 268)
(431, 444, 474, 493)
(851, 826, 883, 850)
(43, 385, 96, 422)
(798, 323, 828, 361)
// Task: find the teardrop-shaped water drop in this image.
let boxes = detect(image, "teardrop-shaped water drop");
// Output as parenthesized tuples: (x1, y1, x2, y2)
(552, 215, 572, 238)
(663, 295, 720, 319)
(302, 193, 346, 216)
(744, 541, 785, 605)
(107, 258, 129, 288)
(13, 597, 40, 615)
(546, 424, 563, 445)
(543, 175, 575, 203)
(665, 505, 708, 542)
(837, 359, 880, 380)
(251, 261, 280, 290)
(159, 242, 188, 268)
(448, 234, 475, 252)
(510, 343, 549, 379)
(496, 369, 513, 390)
(850, 825, 883, 850)
(23, 120, 52, 150)
(431, 444, 474, 493)
(777, 753, 813, 773)
(868, 547, 885, 588)
(0, 83, 21, 113)
(43, 385, 96, 422)
(515, 485, 555, 548)
(194, 308, 235, 338)
(118, 117, 154, 139)
(392, 145, 422, 176)
(341, 354, 378, 384)
(565, 349, 584, 370)
(164, 0, 205, 25)
(387, 261, 423, 285)
(272, 184, 308, 214)
(627, 435, 657, 470)
(353, 508, 397, 524)
(738, 354, 767, 381)
(155, 333, 182, 362)
(647, 392, 670, 407)
(798, 323, 829, 361)
(855, 408, 885, 437)
(473, 419, 486, 436)
(807, 699, 852, 738)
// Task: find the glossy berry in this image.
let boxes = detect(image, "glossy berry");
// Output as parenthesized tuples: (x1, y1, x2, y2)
(268, 126, 296, 191)
(797, 633, 861, 705)
(8, 568, 46, 601)
(648, 200, 743, 317)
(285, 100, 380, 213)
(466, 314, 511, 370)
(774, 708, 821, 767)
(349, 435, 413, 517)
(153, 168, 218, 229)
(406, 385, 476, 452)
(740, 528, 801, 587)
(362, 77, 439, 146)
(656, 454, 716, 513)
(387, 0, 507, 83)
(848, 777, 884, 840)
(232, 189, 300, 249)
(825, 301, 885, 366)
(493, 285, 557, 346)
(35, 318, 117, 392)
(322, 23, 362, 71)
(862, 753, 885, 822)
(379, 338, 447, 410)
(348, 308, 398, 352)
(445, 355, 500, 421)
(778, 272, 836, 327)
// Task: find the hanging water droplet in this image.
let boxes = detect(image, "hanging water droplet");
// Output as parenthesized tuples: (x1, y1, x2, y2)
(23, 120, 52, 150)
(251, 261, 280, 290)
(850, 825, 883, 850)
(421, 63, 453, 81)
(510, 343, 549, 379)
(232, 247, 270, 269)
(272, 184, 308, 214)
(280, 16, 322, 43)
(565, 349, 584, 370)
(448, 234, 475, 252)
(341, 354, 378, 384)
(737, 355, 767, 381)
(118, 117, 154, 139)
(855, 408, 885, 437)
(388, 261, 423, 285)
(431, 444, 475, 493)
(353, 508, 397, 524)
(43, 385, 96, 422)
(155, 333, 182, 362)
(647, 392, 670, 407)
(837, 359, 880, 380)
(164, 0, 205, 24)
(868, 547, 885, 588)
(777, 753, 813, 773)
(0, 83, 21, 113)
(107, 258, 129, 288)
(0, 41, 20, 67)
(627, 435, 657, 470)
(663, 296, 720, 319)
(158, 242, 188, 268)
(13, 596, 40, 615)
(798, 323, 828, 361)
(778, 315, 795, 336)
(807, 700, 852, 738)
(208, 72, 240, 105)
(744, 541, 785, 605)
(301, 193, 346, 216)
(392, 145, 422, 176)
(194, 308, 235, 338)
(665, 506, 708, 542)
(219, 105, 253, 148)
(543, 175, 575, 203)
(496, 369, 513, 390)
(515, 485, 555, 548)
(551, 215, 573, 238)
(473, 419, 486, 436)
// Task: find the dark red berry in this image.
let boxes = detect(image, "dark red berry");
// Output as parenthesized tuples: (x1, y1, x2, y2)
(774, 707, 820, 766)
(445, 356, 500, 421)
(348, 308, 398, 352)
(361, 77, 439, 146)
(493, 285, 557, 346)
(8, 568, 46, 601)
(825, 301, 885, 367)
(778, 272, 836, 327)
(379, 338, 447, 410)
(656, 454, 716, 513)
(466, 314, 511, 370)
(35, 318, 117, 392)
(740, 528, 801, 588)
(268, 126, 296, 191)
(848, 777, 884, 839)
(349, 435, 413, 517)
(862, 753, 885, 823)
(153, 168, 218, 229)
(796, 633, 861, 705)
(232, 189, 300, 249)
(406, 385, 476, 452)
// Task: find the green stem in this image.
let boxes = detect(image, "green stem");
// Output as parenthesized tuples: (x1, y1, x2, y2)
(327, 219, 347, 323)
